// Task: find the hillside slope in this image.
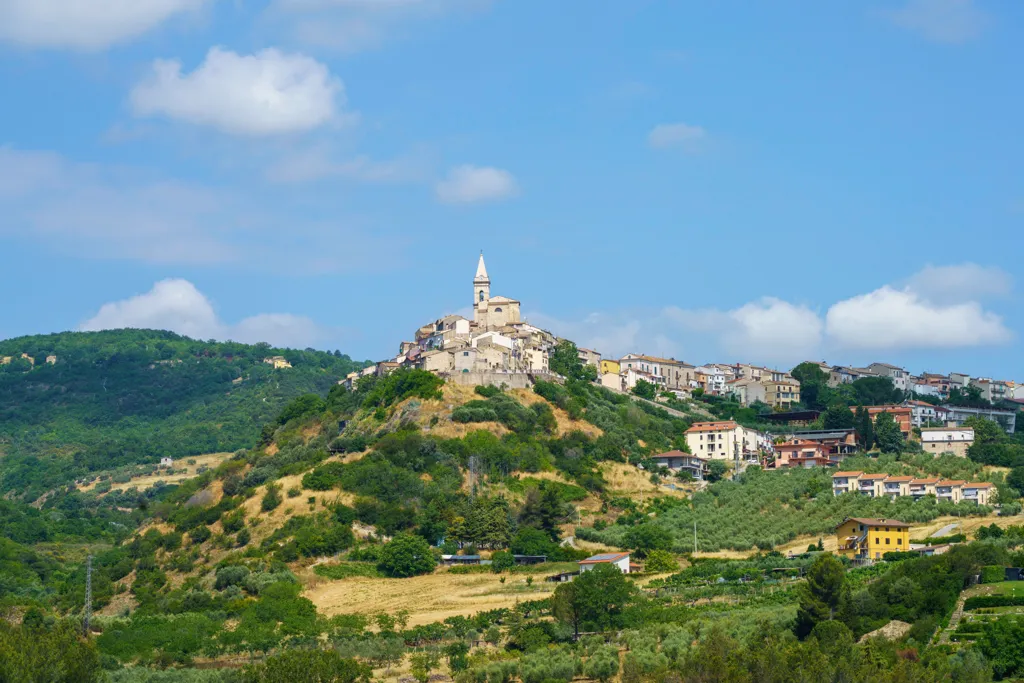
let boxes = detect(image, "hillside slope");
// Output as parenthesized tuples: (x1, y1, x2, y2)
(0, 329, 368, 498)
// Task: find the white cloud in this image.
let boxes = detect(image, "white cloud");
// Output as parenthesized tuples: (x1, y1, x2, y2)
(0, 0, 208, 49)
(905, 263, 1012, 305)
(435, 165, 518, 204)
(825, 286, 1011, 350)
(666, 298, 823, 363)
(532, 298, 823, 367)
(882, 0, 988, 44)
(532, 262, 1014, 364)
(130, 47, 346, 136)
(647, 122, 707, 150)
(81, 279, 328, 348)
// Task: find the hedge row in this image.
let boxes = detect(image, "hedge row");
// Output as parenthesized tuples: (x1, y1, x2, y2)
(963, 595, 1024, 610)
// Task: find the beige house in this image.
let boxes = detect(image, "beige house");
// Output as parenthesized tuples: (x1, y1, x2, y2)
(577, 347, 601, 369)
(963, 482, 994, 506)
(832, 472, 992, 505)
(763, 378, 801, 409)
(685, 421, 769, 461)
(263, 356, 292, 369)
(619, 354, 695, 391)
(920, 427, 974, 458)
(726, 377, 766, 406)
(831, 471, 861, 495)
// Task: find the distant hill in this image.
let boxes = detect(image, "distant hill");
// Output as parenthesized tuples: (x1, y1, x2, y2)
(0, 329, 369, 499)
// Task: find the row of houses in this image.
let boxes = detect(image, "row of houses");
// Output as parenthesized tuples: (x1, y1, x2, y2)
(832, 471, 994, 505)
(816, 361, 1023, 405)
(598, 358, 803, 411)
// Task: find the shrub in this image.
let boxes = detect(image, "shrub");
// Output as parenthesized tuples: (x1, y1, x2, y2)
(643, 549, 679, 573)
(980, 565, 1005, 583)
(377, 534, 437, 578)
(240, 649, 370, 683)
(215, 565, 250, 590)
(261, 484, 283, 513)
(188, 526, 211, 545)
(490, 551, 515, 573)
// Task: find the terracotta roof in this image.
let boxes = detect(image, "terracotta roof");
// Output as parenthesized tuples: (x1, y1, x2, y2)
(936, 480, 966, 486)
(910, 478, 940, 485)
(623, 354, 691, 367)
(579, 551, 630, 564)
(832, 471, 864, 478)
(885, 476, 915, 482)
(860, 473, 888, 480)
(963, 482, 994, 489)
(686, 421, 738, 433)
(846, 517, 913, 528)
(651, 450, 706, 461)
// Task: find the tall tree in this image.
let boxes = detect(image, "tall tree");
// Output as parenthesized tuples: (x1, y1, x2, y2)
(551, 564, 635, 638)
(791, 362, 831, 410)
(794, 553, 847, 639)
(822, 403, 855, 430)
(854, 406, 874, 450)
(873, 412, 905, 453)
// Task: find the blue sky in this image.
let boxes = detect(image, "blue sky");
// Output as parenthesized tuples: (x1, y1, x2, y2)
(1, 0, 1021, 379)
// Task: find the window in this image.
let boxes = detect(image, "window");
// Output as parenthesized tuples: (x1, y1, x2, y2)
(463, 352, 469, 356)
(885, 538, 890, 545)
(494, 307, 502, 312)
(479, 291, 485, 302)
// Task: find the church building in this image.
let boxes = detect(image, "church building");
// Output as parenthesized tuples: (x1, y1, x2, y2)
(473, 253, 521, 330)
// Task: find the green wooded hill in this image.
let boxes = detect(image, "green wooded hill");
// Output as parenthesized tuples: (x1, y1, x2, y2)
(0, 329, 369, 499)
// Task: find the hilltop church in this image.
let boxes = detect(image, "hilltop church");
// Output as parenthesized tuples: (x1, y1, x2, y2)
(344, 254, 559, 387)
(472, 253, 521, 330)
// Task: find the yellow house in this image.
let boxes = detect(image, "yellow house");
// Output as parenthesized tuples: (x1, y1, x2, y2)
(600, 359, 620, 375)
(836, 517, 912, 560)
(263, 356, 292, 369)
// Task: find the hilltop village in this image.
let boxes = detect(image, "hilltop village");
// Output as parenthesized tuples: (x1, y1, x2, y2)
(342, 254, 1020, 478)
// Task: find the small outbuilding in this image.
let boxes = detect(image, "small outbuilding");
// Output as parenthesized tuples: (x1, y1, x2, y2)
(578, 551, 631, 574)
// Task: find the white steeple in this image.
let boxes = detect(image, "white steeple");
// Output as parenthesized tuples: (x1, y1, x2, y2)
(474, 252, 489, 282)
(473, 252, 491, 324)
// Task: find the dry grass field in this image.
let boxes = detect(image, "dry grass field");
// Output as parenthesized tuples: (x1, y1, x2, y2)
(304, 568, 558, 627)
(79, 452, 234, 494)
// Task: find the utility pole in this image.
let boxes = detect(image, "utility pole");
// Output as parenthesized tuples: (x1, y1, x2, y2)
(83, 555, 93, 636)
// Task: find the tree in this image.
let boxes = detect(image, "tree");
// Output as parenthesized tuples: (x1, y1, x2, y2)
(0, 620, 102, 683)
(854, 406, 874, 450)
(791, 362, 831, 411)
(550, 340, 593, 381)
(510, 527, 557, 557)
(643, 549, 679, 573)
(443, 641, 470, 673)
(490, 550, 515, 573)
(1008, 467, 1024, 497)
(822, 403, 855, 430)
(794, 553, 847, 639)
(873, 412, 904, 453)
(707, 460, 728, 483)
(377, 533, 437, 578)
(624, 523, 673, 558)
(631, 379, 657, 400)
(551, 563, 635, 638)
(851, 376, 903, 406)
(518, 485, 567, 540)
(583, 646, 620, 682)
(261, 484, 283, 513)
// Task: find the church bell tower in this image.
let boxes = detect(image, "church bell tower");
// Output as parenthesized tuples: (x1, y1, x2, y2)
(473, 252, 490, 325)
